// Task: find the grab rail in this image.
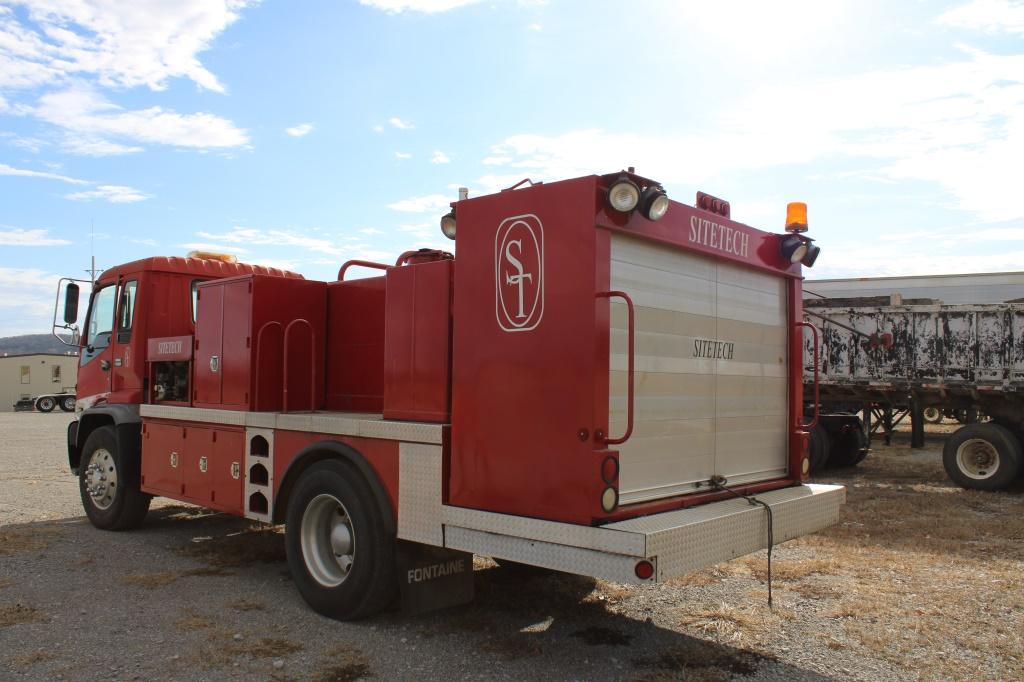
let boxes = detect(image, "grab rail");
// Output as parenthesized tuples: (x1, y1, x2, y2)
(599, 290, 635, 445)
(283, 318, 316, 412)
(798, 321, 820, 429)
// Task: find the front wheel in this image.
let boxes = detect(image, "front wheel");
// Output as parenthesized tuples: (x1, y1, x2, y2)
(943, 423, 1022, 491)
(35, 396, 56, 413)
(285, 460, 397, 620)
(78, 426, 151, 530)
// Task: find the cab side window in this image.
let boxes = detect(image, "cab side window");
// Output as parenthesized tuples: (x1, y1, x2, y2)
(85, 285, 117, 351)
(117, 280, 138, 343)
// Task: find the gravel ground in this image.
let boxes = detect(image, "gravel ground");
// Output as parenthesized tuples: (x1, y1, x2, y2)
(1, 412, 1021, 681)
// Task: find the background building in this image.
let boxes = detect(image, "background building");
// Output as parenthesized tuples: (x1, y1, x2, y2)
(805, 271, 1024, 305)
(0, 353, 79, 412)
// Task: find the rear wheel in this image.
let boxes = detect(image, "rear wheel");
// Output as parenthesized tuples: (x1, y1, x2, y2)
(943, 423, 1022, 491)
(285, 460, 397, 620)
(828, 424, 869, 468)
(59, 395, 76, 412)
(78, 426, 151, 530)
(809, 423, 831, 473)
(923, 407, 942, 424)
(35, 396, 56, 413)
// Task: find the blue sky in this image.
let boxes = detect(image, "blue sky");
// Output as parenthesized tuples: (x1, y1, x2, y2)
(1, 0, 1023, 336)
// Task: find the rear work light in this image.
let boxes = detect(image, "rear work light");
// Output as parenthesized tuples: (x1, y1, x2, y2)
(608, 176, 641, 212)
(780, 234, 807, 263)
(639, 185, 669, 221)
(779, 201, 821, 268)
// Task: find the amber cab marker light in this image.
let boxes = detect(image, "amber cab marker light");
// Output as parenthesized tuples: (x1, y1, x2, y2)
(785, 201, 808, 233)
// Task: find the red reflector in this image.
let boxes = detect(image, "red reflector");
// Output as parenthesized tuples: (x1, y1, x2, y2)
(601, 455, 618, 485)
(635, 560, 654, 580)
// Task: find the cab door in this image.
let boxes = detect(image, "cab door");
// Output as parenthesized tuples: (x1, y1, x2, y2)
(110, 278, 143, 402)
(77, 283, 118, 400)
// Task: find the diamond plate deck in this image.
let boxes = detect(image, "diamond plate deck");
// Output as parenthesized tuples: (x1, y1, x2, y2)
(397, 443, 444, 546)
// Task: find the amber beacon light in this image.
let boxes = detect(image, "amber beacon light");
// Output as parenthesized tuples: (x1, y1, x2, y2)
(780, 201, 820, 268)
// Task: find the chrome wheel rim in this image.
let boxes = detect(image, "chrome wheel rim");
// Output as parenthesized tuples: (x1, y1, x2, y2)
(956, 438, 999, 480)
(84, 448, 118, 510)
(923, 407, 941, 422)
(37, 398, 54, 410)
(300, 494, 355, 587)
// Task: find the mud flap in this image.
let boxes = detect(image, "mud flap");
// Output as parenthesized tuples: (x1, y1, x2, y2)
(396, 541, 474, 615)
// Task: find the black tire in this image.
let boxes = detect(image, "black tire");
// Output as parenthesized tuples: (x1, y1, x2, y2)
(78, 425, 151, 530)
(59, 395, 76, 412)
(827, 425, 869, 469)
(285, 460, 397, 620)
(35, 396, 56, 413)
(943, 423, 1022, 491)
(923, 407, 942, 424)
(809, 423, 831, 473)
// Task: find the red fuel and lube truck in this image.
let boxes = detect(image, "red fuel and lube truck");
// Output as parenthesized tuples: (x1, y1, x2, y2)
(56, 170, 843, 618)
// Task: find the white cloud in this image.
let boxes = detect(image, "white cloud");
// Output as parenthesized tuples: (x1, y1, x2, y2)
(481, 48, 1024, 223)
(430, 150, 450, 164)
(285, 122, 314, 137)
(34, 87, 250, 151)
(0, 1, 254, 93)
(0, 162, 89, 184)
(62, 135, 143, 156)
(66, 184, 149, 203)
(528, 23, 542, 31)
(359, 0, 481, 13)
(360, 227, 384, 235)
(0, 266, 62, 335)
(389, 116, 414, 130)
(372, 124, 384, 133)
(395, 151, 412, 159)
(388, 194, 451, 213)
(938, 0, 1024, 34)
(180, 242, 249, 254)
(0, 227, 71, 246)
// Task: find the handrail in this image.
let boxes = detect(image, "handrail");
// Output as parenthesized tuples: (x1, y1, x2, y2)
(337, 260, 392, 281)
(394, 249, 453, 266)
(283, 318, 316, 412)
(253, 321, 283, 411)
(599, 290, 635, 445)
(798, 321, 820, 429)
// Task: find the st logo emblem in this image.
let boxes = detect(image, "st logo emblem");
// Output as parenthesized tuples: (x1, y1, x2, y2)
(495, 214, 544, 332)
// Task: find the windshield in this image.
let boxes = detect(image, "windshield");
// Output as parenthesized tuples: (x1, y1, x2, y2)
(86, 285, 117, 350)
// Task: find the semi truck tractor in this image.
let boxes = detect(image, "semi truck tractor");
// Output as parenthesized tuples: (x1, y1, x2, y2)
(53, 170, 844, 619)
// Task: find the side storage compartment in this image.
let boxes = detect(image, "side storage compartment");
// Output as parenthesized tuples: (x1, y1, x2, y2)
(384, 259, 453, 422)
(140, 420, 184, 497)
(193, 275, 327, 411)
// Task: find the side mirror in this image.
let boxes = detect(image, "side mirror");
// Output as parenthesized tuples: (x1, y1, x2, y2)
(63, 283, 80, 324)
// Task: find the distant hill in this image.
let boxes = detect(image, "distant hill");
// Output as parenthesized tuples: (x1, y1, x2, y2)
(0, 334, 78, 356)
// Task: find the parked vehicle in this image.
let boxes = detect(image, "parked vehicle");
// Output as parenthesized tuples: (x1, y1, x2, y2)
(804, 297, 1024, 490)
(13, 393, 76, 412)
(53, 170, 844, 618)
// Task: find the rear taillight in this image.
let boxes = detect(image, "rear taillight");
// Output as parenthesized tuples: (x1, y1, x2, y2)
(635, 560, 655, 580)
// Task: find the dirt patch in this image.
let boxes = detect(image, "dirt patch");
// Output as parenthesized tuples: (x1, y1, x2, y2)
(0, 577, 11, 590)
(0, 603, 45, 627)
(0, 526, 63, 556)
(225, 636, 304, 659)
(479, 633, 543, 660)
(175, 611, 216, 631)
(633, 639, 774, 681)
(571, 626, 633, 646)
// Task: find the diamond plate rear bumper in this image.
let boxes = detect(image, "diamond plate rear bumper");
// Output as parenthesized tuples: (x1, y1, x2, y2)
(442, 484, 845, 584)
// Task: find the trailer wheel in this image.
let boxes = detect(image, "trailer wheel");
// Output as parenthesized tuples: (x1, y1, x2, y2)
(59, 395, 76, 412)
(78, 426, 151, 530)
(809, 424, 831, 472)
(827, 425, 869, 469)
(923, 407, 942, 424)
(35, 396, 56, 413)
(286, 460, 397, 620)
(943, 423, 1022, 491)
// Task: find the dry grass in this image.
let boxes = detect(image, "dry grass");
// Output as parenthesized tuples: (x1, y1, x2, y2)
(225, 598, 266, 611)
(176, 526, 286, 567)
(8, 651, 56, 667)
(118, 566, 234, 589)
(313, 645, 373, 682)
(0, 526, 63, 556)
(793, 439, 1024, 679)
(665, 569, 719, 588)
(225, 636, 304, 659)
(0, 603, 45, 627)
(175, 611, 216, 631)
(631, 638, 772, 682)
(679, 602, 794, 645)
